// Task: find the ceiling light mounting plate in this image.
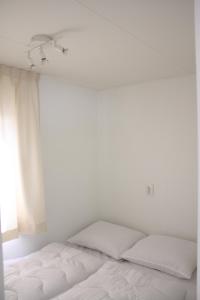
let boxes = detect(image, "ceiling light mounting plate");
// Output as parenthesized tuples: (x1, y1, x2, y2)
(31, 34, 53, 43)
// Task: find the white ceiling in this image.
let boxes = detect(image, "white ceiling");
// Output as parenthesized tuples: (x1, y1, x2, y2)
(0, 0, 195, 89)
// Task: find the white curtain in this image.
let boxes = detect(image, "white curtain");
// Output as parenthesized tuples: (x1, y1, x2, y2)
(0, 65, 46, 242)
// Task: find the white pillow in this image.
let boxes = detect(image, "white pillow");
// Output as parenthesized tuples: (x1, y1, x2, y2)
(68, 221, 145, 259)
(121, 235, 197, 279)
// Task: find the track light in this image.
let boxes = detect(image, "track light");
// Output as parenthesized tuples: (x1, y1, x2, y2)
(54, 41, 68, 55)
(27, 34, 68, 68)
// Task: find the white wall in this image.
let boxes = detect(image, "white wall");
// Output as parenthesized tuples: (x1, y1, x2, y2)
(2, 74, 197, 260)
(3, 75, 99, 259)
(40, 76, 98, 241)
(195, 0, 200, 297)
(98, 75, 197, 241)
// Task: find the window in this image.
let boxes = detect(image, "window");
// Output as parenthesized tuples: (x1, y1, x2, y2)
(0, 65, 46, 242)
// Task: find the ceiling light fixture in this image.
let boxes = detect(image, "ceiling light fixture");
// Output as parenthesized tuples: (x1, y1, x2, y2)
(27, 34, 68, 68)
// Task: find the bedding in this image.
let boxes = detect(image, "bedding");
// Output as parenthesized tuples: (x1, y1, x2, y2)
(5, 243, 196, 300)
(124, 261, 197, 300)
(53, 244, 196, 300)
(121, 235, 197, 279)
(4, 242, 108, 300)
(69, 220, 145, 259)
(51, 261, 187, 300)
(3, 240, 196, 300)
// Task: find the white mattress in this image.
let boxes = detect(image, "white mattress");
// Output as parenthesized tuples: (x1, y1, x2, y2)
(4, 243, 108, 300)
(4, 242, 196, 300)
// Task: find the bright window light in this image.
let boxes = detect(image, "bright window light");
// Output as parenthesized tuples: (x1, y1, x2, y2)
(0, 119, 18, 235)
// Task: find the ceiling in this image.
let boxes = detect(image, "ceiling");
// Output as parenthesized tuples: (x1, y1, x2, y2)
(0, 0, 195, 89)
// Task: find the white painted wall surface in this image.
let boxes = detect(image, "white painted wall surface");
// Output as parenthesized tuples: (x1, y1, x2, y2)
(195, 0, 200, 298)
(98, 75, 197, 241)
(3, 75, 98, 259)
(2, 74, 197, 261)
(39, 76, 98, 241)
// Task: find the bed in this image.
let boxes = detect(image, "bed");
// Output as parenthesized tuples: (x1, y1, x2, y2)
(4, 221, 197, 300)
(4, 242, 108, 300)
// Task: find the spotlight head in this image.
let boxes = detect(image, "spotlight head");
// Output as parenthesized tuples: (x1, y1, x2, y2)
(41, 57, 48, 64)
(54, 41, 68, 55)
(40, 46, 48, 65)
(62, 48, 68, 55)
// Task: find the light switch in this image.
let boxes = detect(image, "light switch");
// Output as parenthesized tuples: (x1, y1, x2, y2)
(146, 184, 154, 195)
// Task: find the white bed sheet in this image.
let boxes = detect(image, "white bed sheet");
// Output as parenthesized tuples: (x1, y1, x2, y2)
(124, 260, 196, 300)
(4, 242, 108, 300)
(51, 261, 187, 300)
